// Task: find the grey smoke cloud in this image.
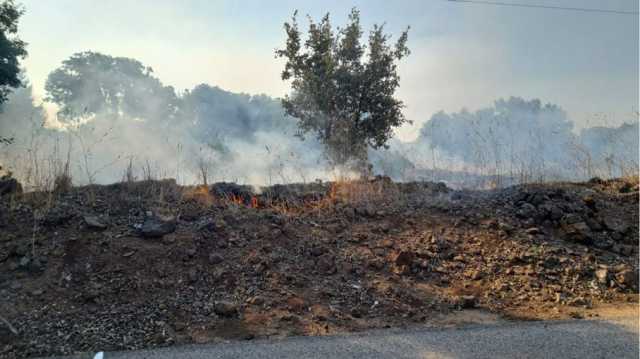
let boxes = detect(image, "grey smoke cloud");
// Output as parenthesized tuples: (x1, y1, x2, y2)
(0, 57, 637, 189)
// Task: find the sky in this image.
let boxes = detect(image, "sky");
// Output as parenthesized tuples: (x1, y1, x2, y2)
(18, 0, 639, 141)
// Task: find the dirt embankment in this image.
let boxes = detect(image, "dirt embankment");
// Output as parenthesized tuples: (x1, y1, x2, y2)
(0, 177, 638, 358)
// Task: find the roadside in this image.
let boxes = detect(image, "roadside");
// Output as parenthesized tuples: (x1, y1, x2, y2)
(50, 305, 639, 359)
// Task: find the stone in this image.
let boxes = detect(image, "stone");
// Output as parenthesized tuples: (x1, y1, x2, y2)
(393, 251, 415, 267)
(309, 246, 325, 257)
(350, 306, 367, 318)
(585, 218, 602, 232)
(459, 295, 477, 309)
(612, 244, 634, 257)
(368, 258, 385, 270)
(84, 215, 107, 230)
(0, 176, 22, 196)
(286, 296, 306, 312)
(214, 301, 238, 317)
(567, 296, 587, 307)
(498, 222, 514, 234)
(208, 253, 224, 265)
(517, 203, 537, 219)
(467, 269, 483, 280)
(18, 256, 30, 268)
(140, 216, 176, 238)
(316, 255, 336, 274)
(9, 281, 21, 290)
(615, 269, 638, 289)
(562, 222, 592, 243)
(595, 268, 609, 285)
(602, 217, 630, 234)
(247, 296, 265, 305)
(525, 227, 542, 235)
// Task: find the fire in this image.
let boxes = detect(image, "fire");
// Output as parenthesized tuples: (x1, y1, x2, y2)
(182, 185, 214, 206)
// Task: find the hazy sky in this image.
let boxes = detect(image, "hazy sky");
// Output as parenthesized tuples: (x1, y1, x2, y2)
(19, 0, 639, 140)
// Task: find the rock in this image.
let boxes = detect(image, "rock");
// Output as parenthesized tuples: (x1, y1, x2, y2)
(612, 244, 634, 256)
(381, 239, 394, 248)
(187, 268, 199, 283)
(316, 255, 336, 274)
(84, 215, 107, 230)
(498, 222, 514, 234)
(517, 203, 537, 219)
(538, 203, 562, 221)
(9, 281, 21, 290)
(18, 256, 30, 268)
(595, 267, 609, 285)
(0, 176, 22, 196)
(247, 296, 265, 305)
(525, 227, 542, 235)
(368, 258, 385, 270)
(393, 251, 415, 267)
(140, 216, 176, 238)
(567, 296, 587, 307)
(185, 248, 197, 257)
(615, 269, 638, 289)
(562, 222, 592, 243)
(214, 301, 238, 317)
(466, 269, 483, 280)
(350, 306, 367, 318)
(459, 295, 477, 309)
(42, 206, 74, 226)
(582, 196, 596, 210)
(561, 213, 583, 225)
(208, 253, 224, 265)
(585, 218, 602, 231)
(286, 296, 306, 312)
(588, 177, 604, 184)
(602, 217, 630, 234)
(309, 246, 325, 257)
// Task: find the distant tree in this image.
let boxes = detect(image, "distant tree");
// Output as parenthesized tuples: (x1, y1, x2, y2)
(0, 0, 27, 107)
(45, 52, 178, 125)
(418, 97, 575, 177)
(276, 8, 410, 173)
(180, 84, 295, 143)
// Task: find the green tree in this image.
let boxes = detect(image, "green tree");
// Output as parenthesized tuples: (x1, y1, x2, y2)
(276, 8, 410, 173)
(45, 51, 178, 125)
(0, 0, 27, 106)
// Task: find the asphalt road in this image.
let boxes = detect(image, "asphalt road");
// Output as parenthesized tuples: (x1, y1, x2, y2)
(64, 315, 640, 359)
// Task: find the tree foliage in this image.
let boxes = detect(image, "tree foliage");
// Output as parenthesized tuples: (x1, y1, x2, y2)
(45, 51, 178, 124)
(276, 8, 410, 171)
(0, 0, 27, 105)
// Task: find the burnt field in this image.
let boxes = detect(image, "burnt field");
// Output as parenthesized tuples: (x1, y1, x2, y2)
(0, 176, 638, 358)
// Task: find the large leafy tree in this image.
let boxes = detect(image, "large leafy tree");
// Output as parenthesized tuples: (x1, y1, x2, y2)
(0, 0, 26, 107)
(276, 8, 410, 172)
(45, 51, 178, 125)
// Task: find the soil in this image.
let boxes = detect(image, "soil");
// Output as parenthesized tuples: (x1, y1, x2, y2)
(0, 177, 638, 358)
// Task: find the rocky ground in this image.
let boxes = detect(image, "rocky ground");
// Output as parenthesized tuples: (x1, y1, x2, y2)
(0, 176, 638, 358)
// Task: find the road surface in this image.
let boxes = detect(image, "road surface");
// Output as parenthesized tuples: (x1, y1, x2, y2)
(57, 314, 639, 359)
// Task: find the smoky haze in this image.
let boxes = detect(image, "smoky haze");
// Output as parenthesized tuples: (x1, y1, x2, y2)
(0, 52, 637, 190)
